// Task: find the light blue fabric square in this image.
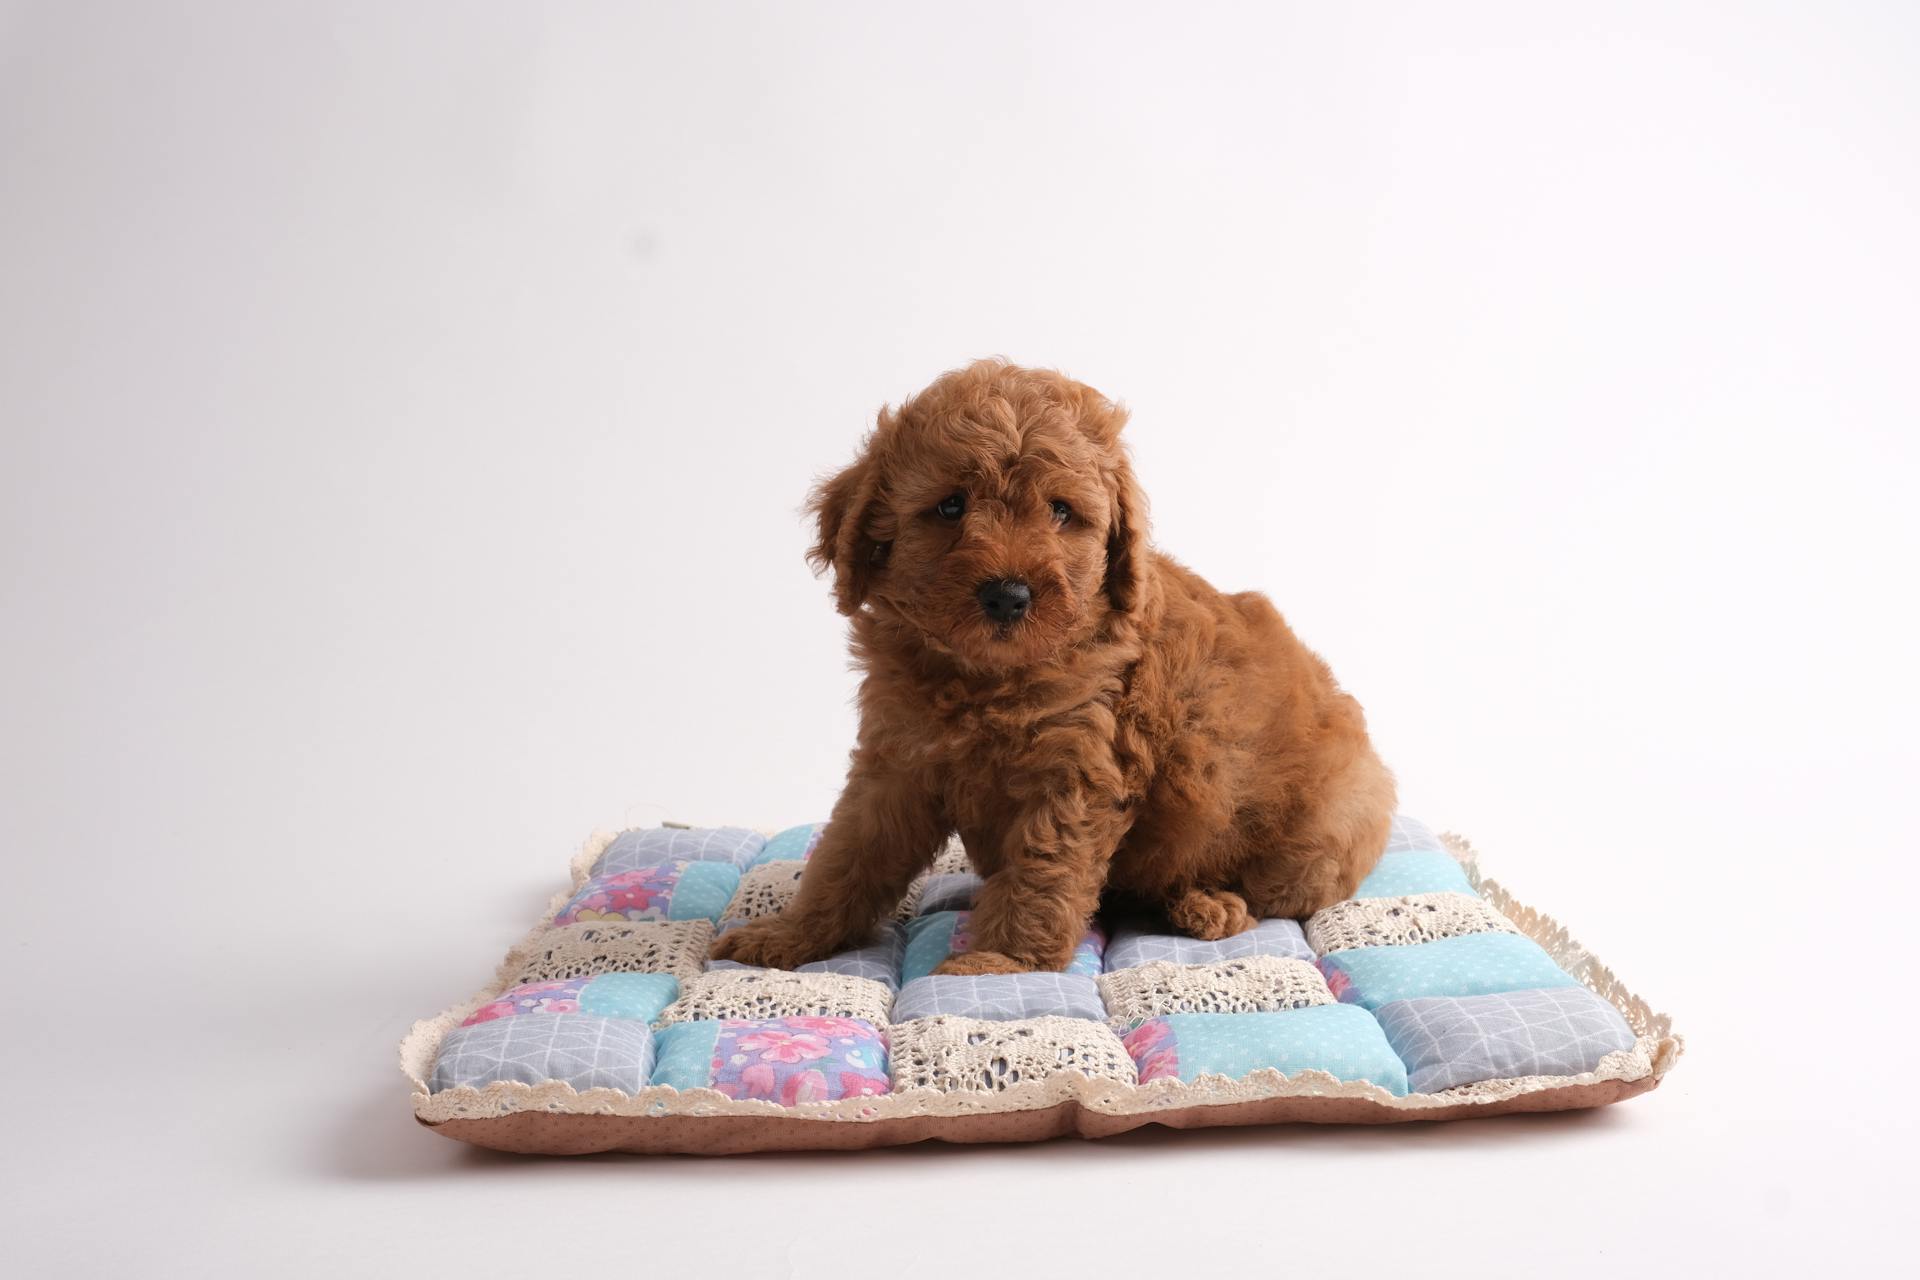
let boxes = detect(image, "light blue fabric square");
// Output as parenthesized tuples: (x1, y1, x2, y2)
(917, 873, 984, 915)
(593, 825, 767, 875)
(899, 911, 1101, 983)
(1104, 918, 1314, 971)
(430, 1013, 655, 1093)
(578, 972, 680, 1022)
(1129, 1007, 1408, 1095)
(708, 922, 906, 989)
(1352, 851, 1475, 899)
(901, 913, 963, 985)
(1318, 933, 1578, 1010)
(750, 822, 825, 867)
(798, 924, 906, 989)
(1375, 986, 1636, 1093)
(666, 861, 744, 923)
(1385, 814, 1446, 854)
(892, 973, 1106, 1021)
(649, 1020, 724, 1091)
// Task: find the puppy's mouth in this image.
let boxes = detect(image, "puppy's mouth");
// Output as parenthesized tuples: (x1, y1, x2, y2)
(876, 580, 1079, 670)
(967, 603, 1075, 667)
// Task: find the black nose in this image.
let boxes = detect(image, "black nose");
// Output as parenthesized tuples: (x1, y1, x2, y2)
(976, 578, 1032, 624)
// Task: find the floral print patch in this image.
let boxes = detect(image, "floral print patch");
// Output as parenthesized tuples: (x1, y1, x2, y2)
(709, 1016, 890, 1104)
(554, 860, 740, 926)
(556, 866, 680, 924)
(463, 979, 590, 1025)
(462, 973, 680, 1026)
(1122, 1017, 1181, 1084)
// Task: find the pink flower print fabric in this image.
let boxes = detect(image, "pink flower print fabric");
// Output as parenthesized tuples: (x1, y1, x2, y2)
(554, 866, 680, 924)
(710, 1017, 890, 1104)
(1122, 1017, 1181, 1084)
(462, 979, 588, 1026)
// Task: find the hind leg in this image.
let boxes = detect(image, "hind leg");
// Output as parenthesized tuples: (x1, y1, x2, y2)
(1167, 887, 1258, 941)
(1239, 752, 1396, 919)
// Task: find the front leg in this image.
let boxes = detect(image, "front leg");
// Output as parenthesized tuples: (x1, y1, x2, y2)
(934, 779, 1128, 975)
(711, 754, 945, 969)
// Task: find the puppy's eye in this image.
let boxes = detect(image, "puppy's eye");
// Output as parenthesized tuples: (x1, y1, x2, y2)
(934, 493, 966, 520)
(1050, 499, 1072, 525)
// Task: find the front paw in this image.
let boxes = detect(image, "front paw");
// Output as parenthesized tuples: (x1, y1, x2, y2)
(708, 917, 832, 969)
(932, 949, 1032, 976)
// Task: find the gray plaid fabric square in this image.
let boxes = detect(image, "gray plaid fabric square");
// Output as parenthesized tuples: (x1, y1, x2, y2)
(916, 872, 984, 915)
(891, 972, 1107, 1021)
(1385, 814, 1445, 854)
(706, 922, 906, 990)
(1104, 917, 1314, 970)
(1374, 986, 1636, 1092)
(429, 1013, 654, 1093)
(592, 826, 768, 875)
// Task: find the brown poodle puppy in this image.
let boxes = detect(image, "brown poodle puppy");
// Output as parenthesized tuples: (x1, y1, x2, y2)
(712, 359, 1395, 975)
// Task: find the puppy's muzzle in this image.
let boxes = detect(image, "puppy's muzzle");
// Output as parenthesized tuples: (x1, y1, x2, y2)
(976, 578, 1032, 625)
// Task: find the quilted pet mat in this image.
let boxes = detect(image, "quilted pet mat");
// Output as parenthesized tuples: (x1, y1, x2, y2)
(401, 816, 1682, 1155)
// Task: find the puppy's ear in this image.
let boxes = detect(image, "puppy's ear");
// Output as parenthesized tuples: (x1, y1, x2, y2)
(1103, 444, 1150, 615)
(807, 416, 893, 615)
(1073, 389, 1150, 616)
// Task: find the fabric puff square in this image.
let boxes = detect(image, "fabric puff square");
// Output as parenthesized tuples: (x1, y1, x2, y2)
(591, 826, 767, 876)
(928, 836, 974, 876)
(1375, 986, 1637, 1093)
(556, 860, 741, 927)
(888, 1015, 1136, 1095)
(915, 872, 985, 915)
(431, 1013, 654, 1094)
(1316, 933, 1579, 1011)
(1120, 1007, 1408, 1095)
(746, 822, 826, 868)
(1385, 813, 1447, 854)
(722, 861, 808, 921)
(512, 919, 714, 985)
(892, 972, 1107, 1022)
(1352, 850, 1475, 900)
(1103, 917, 1315, 971)
(708, 921, 907, 990)
(1306, 892, 1517, 954)
(462, 972, 680, 1026)
(650, 1017, 890, 1104)
(1097, 955, 1335, 1021)
(901, 912, 1106, 985)
(660, 969, 894, 1026)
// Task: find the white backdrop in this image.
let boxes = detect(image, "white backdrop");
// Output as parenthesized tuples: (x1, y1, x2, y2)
(2, 2, 1915, 1275)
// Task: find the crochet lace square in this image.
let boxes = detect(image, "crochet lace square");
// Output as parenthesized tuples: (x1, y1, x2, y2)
(929, 837, 973, 877)
(511, 919, 714, 985)
(887, 1015, 1137, 1094)
(1098, 955, 1336, 1021)
(723, 862, 808, 921)
(1307, 891, 1517, 954)
(659, 969, 895, 1026)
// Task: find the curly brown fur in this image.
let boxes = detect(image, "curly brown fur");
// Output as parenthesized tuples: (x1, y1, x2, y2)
(712, 359, 1395, 974)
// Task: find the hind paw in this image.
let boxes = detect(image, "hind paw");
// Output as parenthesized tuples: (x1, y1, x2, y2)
(1168, 888, 1257, 941)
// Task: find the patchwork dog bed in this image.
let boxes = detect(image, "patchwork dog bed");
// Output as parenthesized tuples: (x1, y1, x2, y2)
(400, 817, 1682, 1155)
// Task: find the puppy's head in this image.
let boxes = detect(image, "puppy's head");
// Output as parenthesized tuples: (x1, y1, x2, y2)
(808, 359, 1149, 669)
